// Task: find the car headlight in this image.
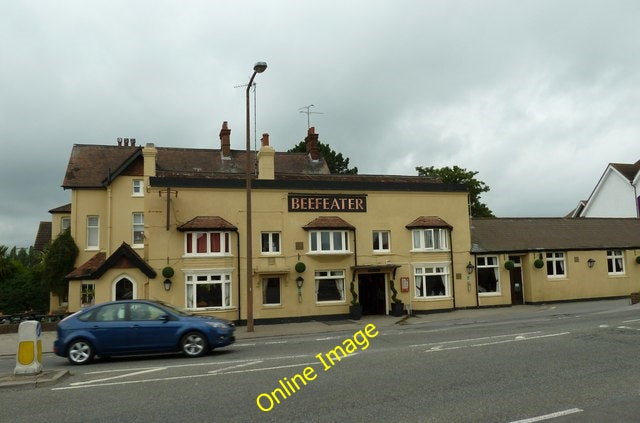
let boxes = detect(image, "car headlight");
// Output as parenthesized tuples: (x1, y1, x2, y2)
(206, 321, 230, 329)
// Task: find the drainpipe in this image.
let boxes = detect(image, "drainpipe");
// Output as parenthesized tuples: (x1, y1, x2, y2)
(236, 232, 242, 324)
(448, 229, 456, 309)
(474, 256, 480, 308)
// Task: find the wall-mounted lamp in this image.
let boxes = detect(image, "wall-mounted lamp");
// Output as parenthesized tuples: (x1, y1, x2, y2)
(587, 258, 596, 269)
(466, 262, 475, 274)
(296, 276, 304, 289)
(163, 278, 172, 291)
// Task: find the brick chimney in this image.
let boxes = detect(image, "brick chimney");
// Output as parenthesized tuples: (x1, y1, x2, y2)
(305, 127, 320, 161)
(219, 121, 231, 159)
(258, 133, 275, 180)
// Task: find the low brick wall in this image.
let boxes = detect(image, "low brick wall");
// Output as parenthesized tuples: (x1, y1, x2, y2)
(0, 322, 58, 334)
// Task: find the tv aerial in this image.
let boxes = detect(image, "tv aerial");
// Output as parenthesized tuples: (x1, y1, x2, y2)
(299, 104, 324, 129)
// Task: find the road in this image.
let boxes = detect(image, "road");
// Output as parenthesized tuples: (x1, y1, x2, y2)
(1, 300, 640, 422)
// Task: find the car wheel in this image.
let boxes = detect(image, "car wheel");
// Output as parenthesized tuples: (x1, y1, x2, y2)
(67, 339, 94, 365)
(181, 331, 208, 358)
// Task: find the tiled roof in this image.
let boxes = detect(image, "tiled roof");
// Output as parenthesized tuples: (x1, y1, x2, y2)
(67, 243, 156, 280)
(48, 203, 71, 214)
(303, 216, 355, 230)
(62, 144, 332, 188)
(63, 145, 141, 188)
(33, 222, 52, 252)
(471, 218, 640, 253)
(177, 216, 238, 232)
(405, 216, 452, 229)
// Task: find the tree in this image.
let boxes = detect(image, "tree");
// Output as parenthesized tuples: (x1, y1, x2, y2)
(416, 165, 494, 217)
(288, 141, 358, 174)
(42, 230, 79, 299)
(0, 246, 49, 314)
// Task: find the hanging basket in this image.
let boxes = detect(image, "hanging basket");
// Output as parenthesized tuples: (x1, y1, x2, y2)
(504, 260, 515, 270)
(636, 256, 640, 264)
(533, 259, 544, 269)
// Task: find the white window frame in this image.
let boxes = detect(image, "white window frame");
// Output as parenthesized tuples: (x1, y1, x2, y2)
(261, 232, 281, 255)
(262, 277, 281, 306)
(132, 179, 144, 197)
(184, 231, 232, 257)
(314, 270, 346, 303)
(308, 230, 350, 254)
(546, 252, 566, 278)
(80, 283, 95, 308)
(185, 270, 233, 310)
(476, 255, 500, 295)
(132, 212, 144, 248)
(411, 228, 449, 251)
(61, 216, 71, 234)
(372, 230, 390, 253)
(607, 250, 625, 275)
(413, 263, 451, 299)
(86, 215, 99, 250)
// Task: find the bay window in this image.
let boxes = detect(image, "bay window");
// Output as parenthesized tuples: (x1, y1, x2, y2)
(412, 228, 449, 251)
(309, 230, 349, 254)
(185, 231, 231, 256)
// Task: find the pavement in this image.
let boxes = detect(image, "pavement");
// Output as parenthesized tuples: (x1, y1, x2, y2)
(1, 299, 636, 390)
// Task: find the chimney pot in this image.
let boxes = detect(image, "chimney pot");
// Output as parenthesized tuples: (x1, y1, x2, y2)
(117, 137, 122, 146)
(305, 128, 320, 161)
(261, 133, 270, 147)
(124, 138, 130, 146)
(131, 138, 136, 146)
(219, 121, 231, 158)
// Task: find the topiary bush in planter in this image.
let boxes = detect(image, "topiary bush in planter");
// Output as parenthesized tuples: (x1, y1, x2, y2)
(504, 260, 515, 270)
(295, 261, 306, 273)
(534, 258, 544, 269)
(162, 266, 175, 278)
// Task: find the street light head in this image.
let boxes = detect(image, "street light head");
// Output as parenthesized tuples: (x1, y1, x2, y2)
(253, 62, 267, 73)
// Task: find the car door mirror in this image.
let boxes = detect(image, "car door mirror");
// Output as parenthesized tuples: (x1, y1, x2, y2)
(158, 314, 171, 321)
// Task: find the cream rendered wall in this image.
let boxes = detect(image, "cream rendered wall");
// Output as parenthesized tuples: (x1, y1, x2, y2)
(68, 268, 153, 311)
(144, 183, 473, 320)
(107, 176, 146, 256)
(525, 250, 640, 302)
(72, 189, 107, 265)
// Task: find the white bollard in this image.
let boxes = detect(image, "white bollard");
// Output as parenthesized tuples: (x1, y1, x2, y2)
(14, 320, 43, 375)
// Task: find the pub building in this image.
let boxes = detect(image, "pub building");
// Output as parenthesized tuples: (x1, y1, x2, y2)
(50, 123, 640, 322)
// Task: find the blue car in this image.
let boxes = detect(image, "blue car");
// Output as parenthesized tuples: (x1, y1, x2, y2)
(54, 300, 235, 365)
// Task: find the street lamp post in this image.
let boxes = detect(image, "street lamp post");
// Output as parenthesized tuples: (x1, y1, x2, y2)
(245, 61, 267, 332)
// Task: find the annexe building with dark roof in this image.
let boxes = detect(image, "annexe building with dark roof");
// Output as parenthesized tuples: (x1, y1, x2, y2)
(471, 218, 640, 305)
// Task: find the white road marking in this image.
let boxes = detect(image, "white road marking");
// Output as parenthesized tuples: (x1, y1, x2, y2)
(410, 331, 541, 348)
(71, 367, 167, 386)
(315, 336, 341, 341)
(509, 407, 583, 422)
(234, 343, 257, 347)
(82, 355, 311, 375)
(618, 325, 640, 331)
(622, 318, 640, 323)
(265, 341, 288, 345)
(599, 324, 609, 328)
(208, 360, 262, 374)
(52, 361, 321, 391)
(471, 332, 570, 347)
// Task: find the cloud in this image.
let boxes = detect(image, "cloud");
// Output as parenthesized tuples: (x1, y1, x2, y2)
(1, 0, 640, 246)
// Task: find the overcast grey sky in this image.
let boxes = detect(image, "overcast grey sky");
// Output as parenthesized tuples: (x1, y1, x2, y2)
(1, 0, 639, 248)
